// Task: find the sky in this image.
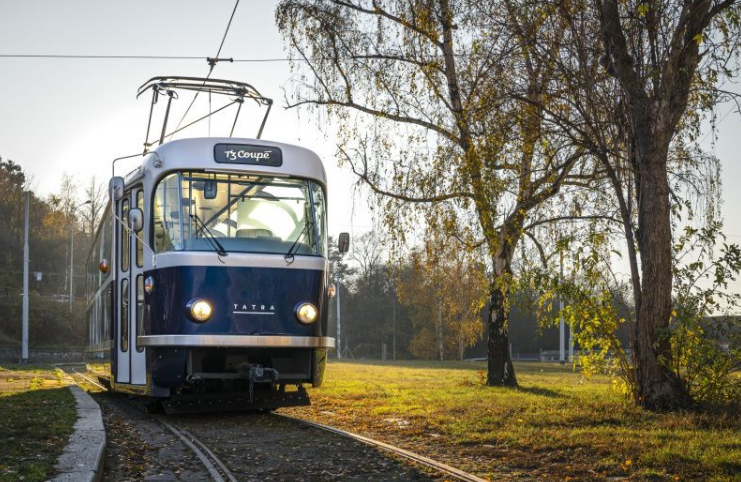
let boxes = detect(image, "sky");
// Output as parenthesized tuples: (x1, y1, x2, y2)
(0, 0, 374, 237)
(0, 0, 739, 295)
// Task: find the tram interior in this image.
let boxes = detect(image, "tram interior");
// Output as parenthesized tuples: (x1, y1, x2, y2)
(153, 172, 326, 256)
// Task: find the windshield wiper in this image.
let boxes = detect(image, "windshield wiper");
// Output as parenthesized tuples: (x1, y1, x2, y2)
(284, 221, 313, 263)
(190, 213, 227, 257)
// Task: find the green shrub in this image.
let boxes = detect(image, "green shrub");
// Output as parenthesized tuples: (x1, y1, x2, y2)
(0, 296, 86, 349)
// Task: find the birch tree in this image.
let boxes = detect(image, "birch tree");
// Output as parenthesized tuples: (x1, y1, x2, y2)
(277, 0, 596, 386)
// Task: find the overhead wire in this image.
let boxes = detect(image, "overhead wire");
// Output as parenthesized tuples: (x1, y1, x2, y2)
(0, 54, 205, 60)
(0, 53, 481, 62)
(169, 0, 241, 140)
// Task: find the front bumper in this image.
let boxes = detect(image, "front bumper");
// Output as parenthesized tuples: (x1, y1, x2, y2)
(138, 334, 336, 349)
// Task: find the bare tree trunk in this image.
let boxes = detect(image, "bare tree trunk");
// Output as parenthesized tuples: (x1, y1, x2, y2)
(633, 138, 689, 410)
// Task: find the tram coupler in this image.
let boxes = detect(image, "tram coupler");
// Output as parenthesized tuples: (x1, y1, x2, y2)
(237, 364, 279, 403)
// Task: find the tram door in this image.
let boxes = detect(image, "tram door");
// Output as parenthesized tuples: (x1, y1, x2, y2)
(130, 188, 146, 385)
(115, 195, 131, 384)
(116, 187, 147, 386)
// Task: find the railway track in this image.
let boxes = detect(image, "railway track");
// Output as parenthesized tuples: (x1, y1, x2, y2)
(67, 368, 238, 482)
(273, 413, 489, 482)
(66, 366, 489, 482)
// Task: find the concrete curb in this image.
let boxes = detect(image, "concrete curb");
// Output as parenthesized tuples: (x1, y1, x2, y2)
(49, 385, 105, 482)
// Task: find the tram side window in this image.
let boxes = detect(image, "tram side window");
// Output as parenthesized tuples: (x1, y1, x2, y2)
(136, 275, 144, 352)
(91, 299, 98, 347)
(103, 284, 112, 343)
(120, 279, 128, 352)
(102, 212, 112, 266)
(121, 199, 129, 272)
(97, 221, 104, 287)
(154, 174, 182, 252)
(136, 190, 144, 267)
(311, 183, 327, 257)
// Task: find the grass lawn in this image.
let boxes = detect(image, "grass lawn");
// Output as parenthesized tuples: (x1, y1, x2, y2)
(0, 365, 76, 482)
(282, 360, 741, 481)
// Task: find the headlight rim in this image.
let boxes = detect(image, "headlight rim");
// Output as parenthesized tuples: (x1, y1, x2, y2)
(294, 302, 318, 324)
(185, 298, 213, 323)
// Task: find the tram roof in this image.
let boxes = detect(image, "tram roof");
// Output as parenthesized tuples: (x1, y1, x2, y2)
(138, 137, 327, 186)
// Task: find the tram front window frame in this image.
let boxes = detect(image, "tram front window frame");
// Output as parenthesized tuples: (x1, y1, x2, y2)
(153, 171, 327, 257)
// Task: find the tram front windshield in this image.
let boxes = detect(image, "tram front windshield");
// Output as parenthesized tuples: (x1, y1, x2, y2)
(153, 171, 327, 256)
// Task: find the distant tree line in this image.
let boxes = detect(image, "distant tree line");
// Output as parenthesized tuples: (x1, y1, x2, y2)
(326, 233, 577, 360)
(0, 157, 105, 348)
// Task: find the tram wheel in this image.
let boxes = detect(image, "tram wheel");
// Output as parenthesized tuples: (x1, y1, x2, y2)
(144, 399, 163, 414)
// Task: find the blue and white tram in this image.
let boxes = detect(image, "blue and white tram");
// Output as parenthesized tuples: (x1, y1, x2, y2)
(86, 136, 345, 412)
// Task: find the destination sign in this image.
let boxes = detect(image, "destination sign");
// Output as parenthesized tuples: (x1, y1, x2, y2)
(214, 144, 283, 167)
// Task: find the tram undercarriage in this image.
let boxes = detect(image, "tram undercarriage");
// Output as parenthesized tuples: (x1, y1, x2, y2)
(145, 347, 326, 413)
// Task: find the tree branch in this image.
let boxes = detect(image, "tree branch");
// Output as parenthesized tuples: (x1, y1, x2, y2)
(340, 146, 474, 203)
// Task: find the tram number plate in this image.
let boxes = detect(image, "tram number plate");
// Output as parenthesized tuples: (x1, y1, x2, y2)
(214, 144, 283, 167)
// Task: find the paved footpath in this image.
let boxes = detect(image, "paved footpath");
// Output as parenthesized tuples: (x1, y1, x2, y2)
(50, 385, 106, 482)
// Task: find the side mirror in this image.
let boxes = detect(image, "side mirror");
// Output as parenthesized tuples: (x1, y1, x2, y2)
(204, 180, 217, 200)
(109, 177, 125, 202)
(338, 232, 350, 254)
(129, 208, 144, 233)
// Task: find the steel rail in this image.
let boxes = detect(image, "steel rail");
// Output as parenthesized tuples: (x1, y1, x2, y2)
(67, 367, 106, 390)
(273, 413, 490, 482)
(65, 367, 237, 482)
(155, 418, 237, 482)
(174, 426, 238, 482)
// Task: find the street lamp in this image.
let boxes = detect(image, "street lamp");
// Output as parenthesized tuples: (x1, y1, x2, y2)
(69, 200, 92, 312)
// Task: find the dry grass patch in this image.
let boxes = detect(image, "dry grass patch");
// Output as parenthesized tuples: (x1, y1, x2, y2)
(0, 365, 76, 482)
(282, 360, 741, 481)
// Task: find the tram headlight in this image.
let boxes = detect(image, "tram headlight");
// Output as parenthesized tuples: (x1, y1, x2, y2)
(295, 302, 318, 324)
(186, 299, 213, 322)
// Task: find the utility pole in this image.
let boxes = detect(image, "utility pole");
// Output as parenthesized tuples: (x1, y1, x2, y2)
(392, 292, 396, 360)
(69, 230, 74, 312)
(437, 299, 443, 361)
(336, 279, 342, 360)
(568, 325, 574, 361)
(21, 191, 29, 364)
(559, 249, 565, 364)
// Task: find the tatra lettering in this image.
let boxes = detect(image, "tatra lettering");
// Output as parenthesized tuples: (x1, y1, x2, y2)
(232, 303, 277, 312)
